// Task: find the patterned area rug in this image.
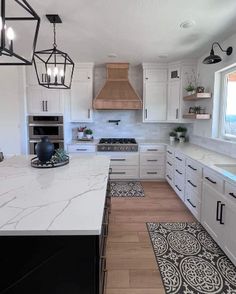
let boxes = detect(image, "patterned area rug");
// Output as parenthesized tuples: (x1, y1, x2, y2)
(147, 222, 236, 294)
(108, 181, 145, 197)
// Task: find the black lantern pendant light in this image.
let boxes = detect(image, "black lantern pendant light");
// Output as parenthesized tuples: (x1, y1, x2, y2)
(33, 14, 74, 89)
(0, 0, 40, 65)
(203, 42, 233, 64)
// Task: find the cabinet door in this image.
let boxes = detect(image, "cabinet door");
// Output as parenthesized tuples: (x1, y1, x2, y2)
(144, 82, 167, 121)
(224, 198, 236, 265)
(167, 80, 180, 121)
(27, 88, 45, 114)
(73, 68, 92, 82)
(42, 89, 62, 114)
(71, 82, 93, 122)
(201, 182, 225, 244)
(145, 69, 167, 82)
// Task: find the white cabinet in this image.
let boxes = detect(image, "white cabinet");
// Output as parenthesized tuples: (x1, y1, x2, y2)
(142, 64, 168, 122)
(27, 88, 62, 114)
(67, 144, 96, 153)
(70, 64, 94, 122)
(167, 80, 180, 121)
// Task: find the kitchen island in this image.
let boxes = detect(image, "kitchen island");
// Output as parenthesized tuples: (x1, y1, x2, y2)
(0, 155, 110, 294)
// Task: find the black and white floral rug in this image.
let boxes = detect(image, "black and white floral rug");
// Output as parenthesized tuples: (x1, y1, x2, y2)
(147, 222, 236, 294)
(108, 181, 145, 197)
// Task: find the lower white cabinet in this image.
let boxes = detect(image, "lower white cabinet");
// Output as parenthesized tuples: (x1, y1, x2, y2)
(67, 144, 96, 153)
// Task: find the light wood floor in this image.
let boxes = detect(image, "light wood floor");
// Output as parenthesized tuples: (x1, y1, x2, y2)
(106, 181, 195, 294)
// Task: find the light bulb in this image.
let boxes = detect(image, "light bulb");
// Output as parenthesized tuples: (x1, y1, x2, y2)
(47, 68, 52, 76)
(53, 67, 58, 77)
(6, 27, 15, 41)
(59, 69, 64, 77)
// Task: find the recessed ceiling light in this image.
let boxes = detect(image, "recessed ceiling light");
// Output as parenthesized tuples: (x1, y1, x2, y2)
(180, 20, 196, 29)
(108, 53, 118, 58)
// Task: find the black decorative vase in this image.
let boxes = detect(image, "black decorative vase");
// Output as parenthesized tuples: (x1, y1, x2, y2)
(35, 136, 54, 163)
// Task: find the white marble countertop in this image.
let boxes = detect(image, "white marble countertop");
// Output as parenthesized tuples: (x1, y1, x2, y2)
(0, 155, 110, 236)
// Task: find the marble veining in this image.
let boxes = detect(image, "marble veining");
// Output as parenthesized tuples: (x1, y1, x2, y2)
(0, 155, 110, 236)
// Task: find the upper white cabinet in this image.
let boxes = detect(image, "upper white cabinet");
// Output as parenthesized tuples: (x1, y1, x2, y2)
(70, 63, 94, 122)
(142, 64, 168, 122)
(167, 80, 180, 121)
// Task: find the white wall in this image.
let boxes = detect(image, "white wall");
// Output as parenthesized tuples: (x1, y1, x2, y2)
(0, 67, 26, 156)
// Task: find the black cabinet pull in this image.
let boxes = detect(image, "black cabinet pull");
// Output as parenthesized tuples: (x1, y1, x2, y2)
(176, 169, 182, 175)
(145, 109, 147, 119)
(175, 185, 182, 192)
(229, 192, 236, 199)
(175, 156, 182, 162)
(187, 198, 196, 208)
(111, 172, 126, 175)
(216, 201, 221, 221)
(147, 159, 158, 162)
(166, 174, 172, 180)
(111, 159, 126, 161)
(220, 203, 225, 225)
(187, 180, 197, 188)
(188, 164, 197, 171)
(76, 149, 88, 151)
(147, 172, 157, 175)
(147, 149, 158, 151)
(205, 176, 216, 184)
(45, 100, 48, 111)
(167, 150, 173, 155)
(167, 161, 172, 166)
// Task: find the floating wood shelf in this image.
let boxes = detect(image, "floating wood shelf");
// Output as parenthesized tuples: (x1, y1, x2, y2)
(183, 113, 211, 120)
(183, 92, 212, 101)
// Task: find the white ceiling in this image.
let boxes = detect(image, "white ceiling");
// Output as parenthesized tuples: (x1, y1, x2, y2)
(25, 0, 236, 65)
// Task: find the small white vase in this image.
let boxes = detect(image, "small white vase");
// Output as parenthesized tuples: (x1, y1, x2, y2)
(176, 132, 183, 138)
(86, 134, 92, 140)
(179, 137, 185, 143)
(78, 132, 84, 139)
(170, 136, 175, 143)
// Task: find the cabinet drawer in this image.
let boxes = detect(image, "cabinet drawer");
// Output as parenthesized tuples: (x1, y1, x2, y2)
(166, 165, 174, 183)
(140, 166, 165, 179)
(67, 144, 96, 153)
(225, 182, 236, 202)
(109, 153, 139, 166)
(186, 158, 202, 178)
(109, 166, 139, 179)
(166, 154, 174, 168)
(203, 168, 224, 193)
(175, 165, 185, 177)
(166, 146, 174, 158)
(139, 144, 165, 153)
(174, 173, 185, 201)
(140, 153, 165, 166)
(174, 151, 185, 166)
(186, 171, 202, 196)
(185, 186, 201, 220)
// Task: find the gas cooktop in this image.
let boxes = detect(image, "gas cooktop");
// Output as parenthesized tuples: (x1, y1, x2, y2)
(97, 138, 138, 152)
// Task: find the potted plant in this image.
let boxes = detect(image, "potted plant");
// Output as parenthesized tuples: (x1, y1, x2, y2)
(185, 83, 196, 95)
(78, 126, 86, 139)
(179, 135, 186, 143)
(169, 131, 176, 143)
(174, 126, 187, 138)
(84, 128, 93, 140)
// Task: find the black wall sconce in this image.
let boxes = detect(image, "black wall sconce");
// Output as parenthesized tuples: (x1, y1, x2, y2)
(203, 42, 233, 64)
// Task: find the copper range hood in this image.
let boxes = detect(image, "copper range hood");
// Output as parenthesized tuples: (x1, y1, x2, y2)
(93, 63, 142, 110)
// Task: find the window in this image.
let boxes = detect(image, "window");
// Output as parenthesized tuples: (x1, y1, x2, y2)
(220, 68, 236, 140)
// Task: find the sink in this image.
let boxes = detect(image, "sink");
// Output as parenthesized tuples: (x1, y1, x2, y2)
(214, 164, 236, 175)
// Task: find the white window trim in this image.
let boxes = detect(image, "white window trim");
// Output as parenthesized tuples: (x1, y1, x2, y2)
(219, 66, 236, 142)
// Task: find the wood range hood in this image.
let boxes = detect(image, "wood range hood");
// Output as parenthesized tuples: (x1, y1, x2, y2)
(93, 63, 142, 110)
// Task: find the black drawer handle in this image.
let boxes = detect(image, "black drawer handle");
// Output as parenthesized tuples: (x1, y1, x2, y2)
(111, 172, 126, 175)
(216, 200, 221, 221)
(175, 185, 182, 192)
(167, 150, 173, 155)
(111, 159, 126, 161)
(229, 192, 236, 199)
(176, 156, 182, 162)
(205, 176, 217, 184)
(76, 148, 88, 151)
(147, 172, 157, 175)
(188, 164, 197, 171)
(147, 159, 158, 162)
(166, 174, 172, 180)
(187, 180, 197, 188)
(167, 161, 172, 166)
(147, 149, 158, 151)
(220, 203, 225, 225)
(176, 169, 182, 175)
(187, 198, 196, 208)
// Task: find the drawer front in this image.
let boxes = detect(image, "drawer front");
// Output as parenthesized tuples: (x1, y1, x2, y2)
(140, 166, 165, 179)
(109, 153, 139, 166)
(225, 182, 236, 202)
(186, 158, 203, 178)
(174, 164, 185, 177)
(166, 154, 174, 168)
(174, 151, 185, 167)
(166, 165, 174, 184)
(166, 146, 174, 158)
(185, 186, 201, 220)
(203, 168, 224, 193)
(174, 172, 185, 201)
(186, 171, 202, 196)
(109, 166, 139, 179)
(68, 144, 96, 153)
(140, 153, 165, 166)
(140, 144, 165, 153)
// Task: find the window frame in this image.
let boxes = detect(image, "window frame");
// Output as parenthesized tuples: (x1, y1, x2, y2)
(219, 67, 236, 142)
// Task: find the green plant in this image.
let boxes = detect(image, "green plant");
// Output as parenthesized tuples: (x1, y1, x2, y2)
(174, 126, 187, 133)
(185, 83, 195, 92)
(194, 106, 201, 114)
(169, 131, 176, 137)
(85, 128, 93, 135)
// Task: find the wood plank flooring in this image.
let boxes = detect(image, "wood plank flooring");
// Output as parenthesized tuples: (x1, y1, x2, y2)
(106, 181, 195, 294)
